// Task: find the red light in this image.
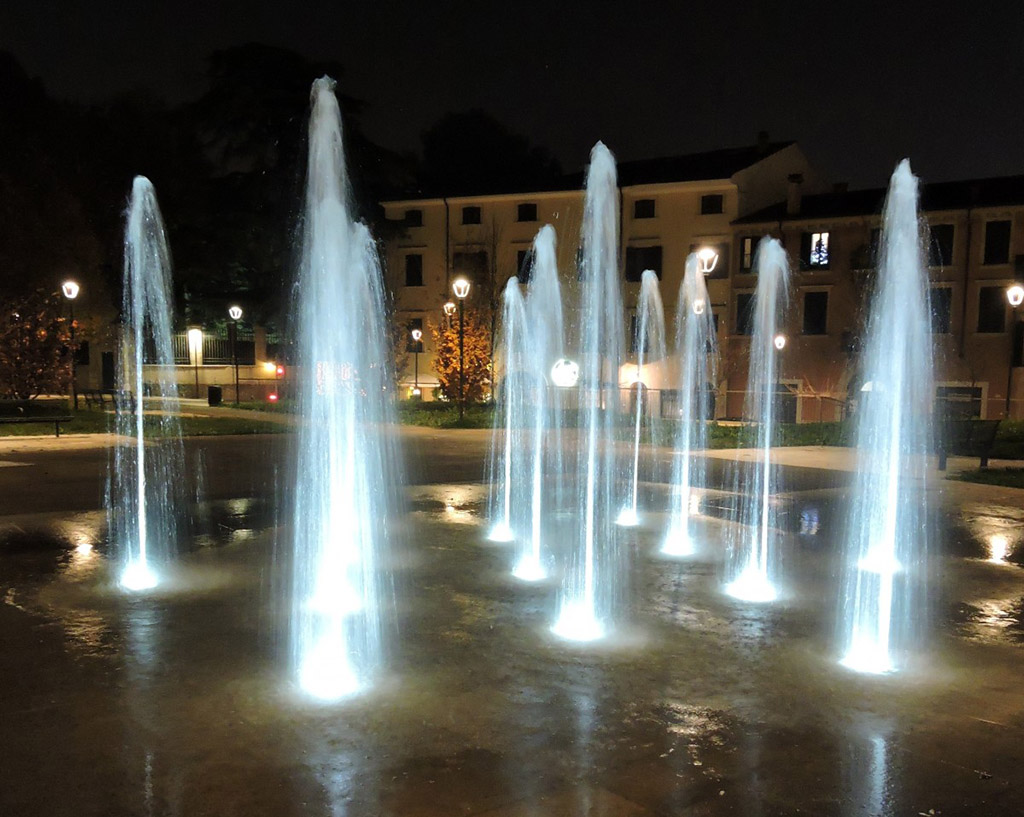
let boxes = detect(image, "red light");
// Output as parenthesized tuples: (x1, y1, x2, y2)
(268, 393, 279, 402)
(276, 365, 285, 376)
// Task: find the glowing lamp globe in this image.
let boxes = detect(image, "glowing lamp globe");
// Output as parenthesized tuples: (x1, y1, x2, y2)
(61, 280, 80, 300)
(1008, 285, 1024, 308)
(696, 247, 719, 275)
(773, 334, 787, 351)
(228, 305, 243, 321)
(550, 358, 580, 388)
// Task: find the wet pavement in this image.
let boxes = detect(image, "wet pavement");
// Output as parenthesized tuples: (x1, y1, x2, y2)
(1, 435, 1024, 815)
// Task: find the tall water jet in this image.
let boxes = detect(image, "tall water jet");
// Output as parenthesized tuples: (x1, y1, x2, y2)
(839, 160, 934, 674)
(725, 238, 790, 602)
(111, 176, 184, 592)
(552, 143, 624, 642)
(617, 269, 666, 527)
(290, 77, 400, 700)
(662, 254, 718, 556)
(487, 278, 530, 544)
(515, 225, 566, 581)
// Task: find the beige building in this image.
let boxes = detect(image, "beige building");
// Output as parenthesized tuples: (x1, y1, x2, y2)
(731, 174, 1024, 421)
(381, 138, 824, 401)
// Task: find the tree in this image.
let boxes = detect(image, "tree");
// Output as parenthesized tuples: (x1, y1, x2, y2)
(430, 310, 492, 403)
(0, 289, 72, 399)
(420, 110, 562, 196)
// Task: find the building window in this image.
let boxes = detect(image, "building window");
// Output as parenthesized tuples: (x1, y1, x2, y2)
(700, 194, 723, 215)
(931, 286, 952, 334)
(736, 292, 754, 336)
(928, 223, 954, 267)
(634, 199, 656, 219)
(740, 237, 756, 271)
(404, 254, 423, 287)
(517, 203, 537, 222)
(983, 220, 1011, 265)
(801, 231, 830, 268)
(977, 286, 1007, 333)
(462, 206, 481, 225)
(802, 291, 828, 335)
(517, 249, 532, 284)
(624, 245, 663, 282)
(404, 209, 423, 227)
(406, 318, 424, 352)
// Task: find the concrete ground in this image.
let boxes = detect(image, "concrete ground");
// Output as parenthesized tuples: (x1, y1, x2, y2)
(1, 430, 1023, 815)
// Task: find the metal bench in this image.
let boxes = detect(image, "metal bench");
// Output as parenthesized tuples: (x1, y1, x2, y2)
(937, 419, 1002, 471)
(0, 405, 74, 437)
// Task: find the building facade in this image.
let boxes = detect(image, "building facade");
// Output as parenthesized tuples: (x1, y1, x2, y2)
(733, 175, 1024, 421)
(381, 140, 824, 403)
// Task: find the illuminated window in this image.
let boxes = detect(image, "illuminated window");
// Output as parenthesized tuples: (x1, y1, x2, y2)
(801, 231, 830, 268)
(740, 237, 756, 271)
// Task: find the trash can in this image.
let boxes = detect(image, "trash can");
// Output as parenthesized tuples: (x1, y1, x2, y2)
(207, 385, 223, 407)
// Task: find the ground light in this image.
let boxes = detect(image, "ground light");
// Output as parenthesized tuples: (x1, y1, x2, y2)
(551, 601, 606, 642)
(121, 560, 158, 591)
(724, 568, 778, 603)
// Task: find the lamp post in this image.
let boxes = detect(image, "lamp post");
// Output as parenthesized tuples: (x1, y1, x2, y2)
(411, 328, 423, 397)
(228, 305, 243, 405)
(443, 300, 456, 329)
(1006, 284, 1024, 418)
(452, 278, 471, 419)
(187, 327, 203, 399)
(61, 280, 80, 409)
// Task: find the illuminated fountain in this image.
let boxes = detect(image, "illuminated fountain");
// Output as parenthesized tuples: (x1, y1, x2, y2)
(290, 77, 400, 700)
(839, 160, 934, 674)
(725, 238, 790, 602)
(617, 269, 666, 527)
(516, 225, 566, 581)
(110, 176, 184, 592)
(662, 253, 718, 556)
(488, 277, 530, 545)
(552, 143, 625, 642)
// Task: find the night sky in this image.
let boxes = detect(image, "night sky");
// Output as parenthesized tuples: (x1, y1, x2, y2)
(3, 1, 1022, 188)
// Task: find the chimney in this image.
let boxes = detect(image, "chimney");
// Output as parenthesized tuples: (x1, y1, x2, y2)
(787, 173, 804, 215)
(757, 130, 770, 154)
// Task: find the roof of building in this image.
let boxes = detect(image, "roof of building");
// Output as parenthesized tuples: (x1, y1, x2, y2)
(385, 140, 797, 202)
(735, 173, 1024, 225)
(561, 141, 796, 190)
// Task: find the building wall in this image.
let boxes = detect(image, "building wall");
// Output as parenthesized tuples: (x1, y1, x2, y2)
(732, 204, 1024, 421)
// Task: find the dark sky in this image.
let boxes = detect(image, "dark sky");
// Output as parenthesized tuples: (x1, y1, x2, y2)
(3, 1, 1023, 188)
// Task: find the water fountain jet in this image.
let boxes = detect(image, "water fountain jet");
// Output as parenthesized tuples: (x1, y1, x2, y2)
(110, 176, 184, 593)
(290, 77, 400, 700)
(662, 254, 718, 557)
(839, 160, 934, 674)
(725, 238, 790, 602)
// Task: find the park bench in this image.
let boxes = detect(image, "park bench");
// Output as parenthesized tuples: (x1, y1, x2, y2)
(0, 402, 74, 438)
(936, 418, 1002, 471)
(82, 389, 134, 410)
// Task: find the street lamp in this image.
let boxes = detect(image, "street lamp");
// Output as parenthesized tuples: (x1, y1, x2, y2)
(1006, 284, 1024, 418)
(773, 333, 787, 351)
(61, 280, 80, 409)
(228, 305, 243, 406)
(696, 247, 719, 275)
(452, 277, 471, 419)
(411, 328, 423, 397)
(187, 327, 203, 399)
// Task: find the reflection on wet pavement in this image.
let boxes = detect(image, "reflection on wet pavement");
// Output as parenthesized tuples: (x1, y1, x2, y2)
(0, 481, 1023, 815)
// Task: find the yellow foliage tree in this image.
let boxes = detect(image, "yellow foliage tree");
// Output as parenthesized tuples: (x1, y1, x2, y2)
(430, 309, 491, 403)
